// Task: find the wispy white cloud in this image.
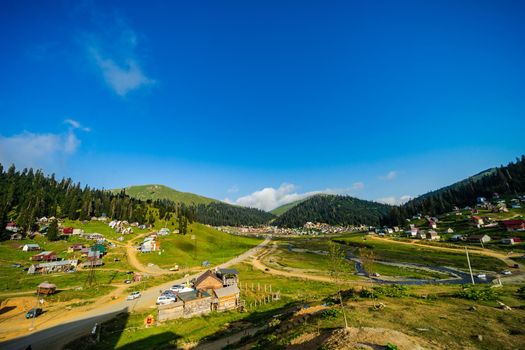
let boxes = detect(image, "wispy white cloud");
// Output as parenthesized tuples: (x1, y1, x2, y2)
(91, 49, 155, 96)
(0, 130, 80, 170)
(379, 170, 398, 180)
(225, 182, 365, 211)
(85, 18, 155, 97)
(376, 195, 413, 205)
(0, 119, 89, 170)
(65, 118, 91, 132)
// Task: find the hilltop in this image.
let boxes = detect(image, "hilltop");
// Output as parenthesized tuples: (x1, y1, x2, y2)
(270, 197, 311, 216)
(111, 184, 218, 206)
(273, 194, 391, 228)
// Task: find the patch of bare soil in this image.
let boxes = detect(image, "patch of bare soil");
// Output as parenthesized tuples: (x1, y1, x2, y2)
(292, 327, 441, 350)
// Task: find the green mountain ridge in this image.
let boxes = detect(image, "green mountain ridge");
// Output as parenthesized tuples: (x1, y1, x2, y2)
(273, 194, 392, 228)
(270, 197, 312, 216)
(111, 184, 218, 206)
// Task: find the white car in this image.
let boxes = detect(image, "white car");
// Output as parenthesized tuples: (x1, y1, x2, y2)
(501, 270, 512, 276)
(170, 285, 194, 293)
(127, 291, 141, 300)
(156, 295, 176, 305)
(476, 274, 487, 280)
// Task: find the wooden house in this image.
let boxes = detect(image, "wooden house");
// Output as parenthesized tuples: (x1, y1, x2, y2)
(31, 251, 58, 262)
(213, 285, 240, 311)
(37, 282, 57, 295)
(501, 220, 525, 232)
(194, 270, 223, 292)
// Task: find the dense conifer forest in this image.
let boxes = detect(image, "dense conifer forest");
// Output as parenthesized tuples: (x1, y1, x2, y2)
(273, 194, 392, 228)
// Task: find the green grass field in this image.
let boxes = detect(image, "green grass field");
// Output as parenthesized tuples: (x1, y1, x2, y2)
(336, 234, 507, 272)
(136, 223, 263, 269)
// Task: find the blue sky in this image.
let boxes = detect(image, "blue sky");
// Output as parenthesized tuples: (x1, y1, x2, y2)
(1, 0, 524, 210)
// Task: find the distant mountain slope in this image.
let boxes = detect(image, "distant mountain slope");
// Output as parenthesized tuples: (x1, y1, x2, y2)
(273, 194, 391, 228)
(270, 197, 311, 216)
(385, 156, 525, 225)
(194, 202, 276, 226)
(415, 168, 496, 201)
(112, 184, 217, 205)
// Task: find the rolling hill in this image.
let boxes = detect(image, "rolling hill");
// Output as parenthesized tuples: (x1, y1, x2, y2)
(273, 194, 392, 228)
(270, 197, 311, 216)
(111, 184, 218, 205)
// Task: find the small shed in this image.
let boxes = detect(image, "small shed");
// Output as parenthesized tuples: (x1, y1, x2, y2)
(22, 244, 41, 252)
(62, 227, 74, 235)
(213, 285, 240, 311)
(37, 282, 57, 295)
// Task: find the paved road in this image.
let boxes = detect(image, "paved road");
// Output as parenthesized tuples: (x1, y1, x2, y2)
(0, 238, 270, 350)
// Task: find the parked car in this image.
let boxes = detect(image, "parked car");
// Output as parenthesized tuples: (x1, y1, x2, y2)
(502, 270, 512, 275)
(156, 295, 176, 305)
(170, 285, 193, 293)
(124, 279, 132, 284)
(477, 274, 487, 280)
(25, 308, 43, 319)
(127, 291, 141, 300)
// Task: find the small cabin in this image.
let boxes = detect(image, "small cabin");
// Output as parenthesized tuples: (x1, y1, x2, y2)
(213, 285, 240, 311)
(37, 282, 57, 295)
(31, 251, 57, 262)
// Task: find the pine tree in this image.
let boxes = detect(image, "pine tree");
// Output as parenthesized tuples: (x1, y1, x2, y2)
(47, 219, 59, 241)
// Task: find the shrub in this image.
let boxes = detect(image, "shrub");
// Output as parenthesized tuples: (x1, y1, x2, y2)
(386, 343, 399, 350)
(455, 285, 499, 301)
(374, 284, 409, 297)
(320, 308, 340, 319)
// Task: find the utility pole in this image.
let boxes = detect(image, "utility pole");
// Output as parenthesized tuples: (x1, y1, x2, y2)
(465, 246, 475, 284)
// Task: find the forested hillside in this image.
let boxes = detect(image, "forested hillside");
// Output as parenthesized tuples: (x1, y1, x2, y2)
(270, 197, 310, 216)
(386, 156, 525, 225)
(273, 194, 391, 228)
(194, 202, 275, 226)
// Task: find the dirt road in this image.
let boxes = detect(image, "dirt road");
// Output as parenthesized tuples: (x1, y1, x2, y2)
(0, 237, 271, 350)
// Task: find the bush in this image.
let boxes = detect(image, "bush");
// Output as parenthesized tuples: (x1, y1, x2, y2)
(374, 284, 409, 297)
(320, 308, 340, 319)
(360, 288, 378, 299)
(386, 343, 399, 350)
(360, 285, 409, 298)
(455, 285, 499, 301)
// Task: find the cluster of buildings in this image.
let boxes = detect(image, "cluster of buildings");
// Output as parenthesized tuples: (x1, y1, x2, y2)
(158, 268, 241, 321)
(20, 242, 108, 274)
